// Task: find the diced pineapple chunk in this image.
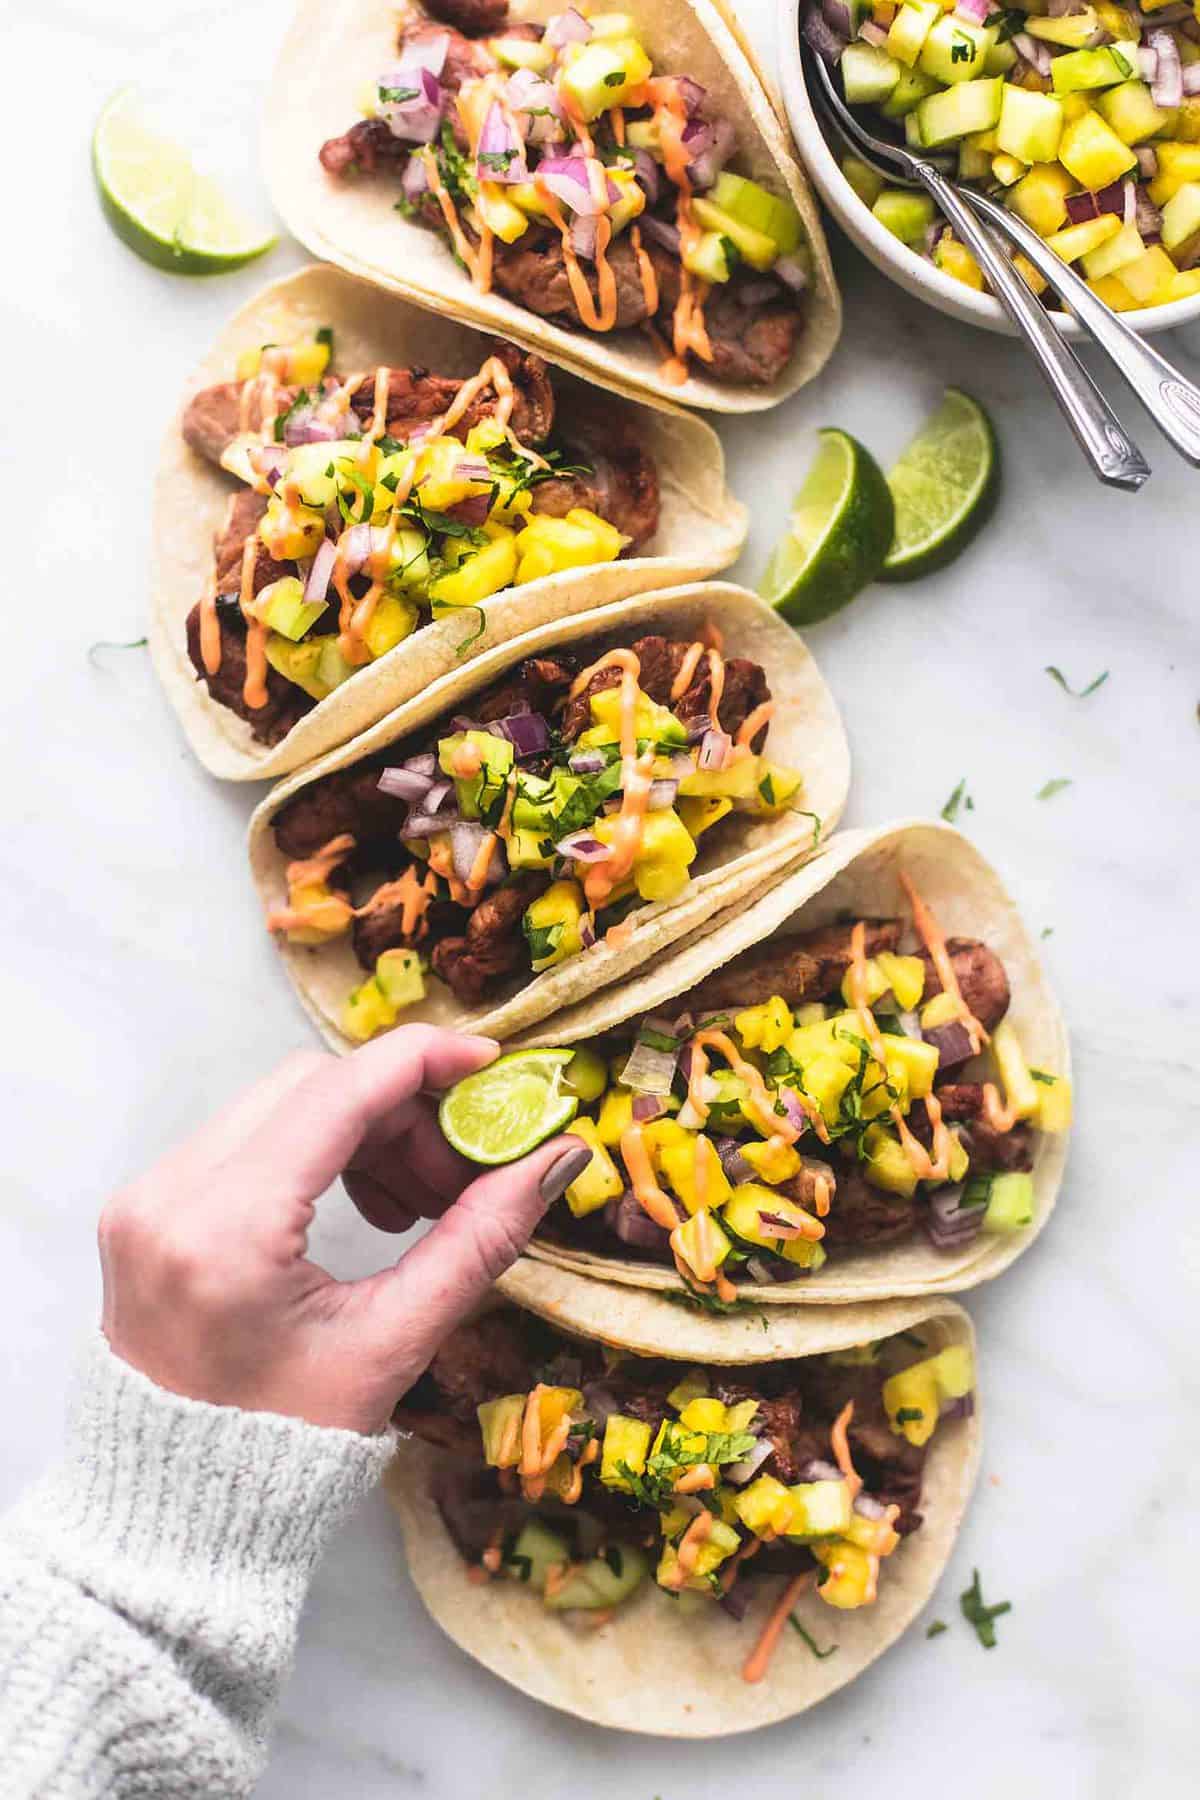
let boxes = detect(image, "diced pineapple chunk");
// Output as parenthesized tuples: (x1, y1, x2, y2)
(561, 1117, 624, 1218)
(1045, 212, 1123, 264)
(1115, 242, 1179, 303)
(1010, 162, 1075, 237)
(600, 1415, 654, 1490)
(1058, 109, 1139, 188)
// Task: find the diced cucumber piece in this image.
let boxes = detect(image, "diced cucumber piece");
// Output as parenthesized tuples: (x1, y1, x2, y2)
(1050, 41, 1140, 95)
(991, 151, 1026, 186)
(978, 1171, 1035, 1232)
(1095, 79, 1169, 145)
(506, 1519, 570, 1593)
(625, 117, 662, 155)
(918, 15, 997, 86)
(543, 1544, 649, 1610)
(259, 575, 328, 642)
(840, 41, 903, 106)
(886, 0, 940, 69)
(881, 66, 938, 118)
(872, 187, 935, 244)
(375, 948, 424, 1010)
(997, 86, 1064, 164)
(1028, 5, 1100, 47)
(905, 110, 925, 150)
(708, 171, 802, 253)
(915, 76, 1004, 147)
(958, 138, 993, 181)
(1080, 218, 1146, 278)
(984, 39, 1018, 75)
(682, 228, 735, 283)
(1160, 180, 1200, 264)
(492, 33, 555, 70)
(841, 153, 886, 208)
(690, 196, 778, 269)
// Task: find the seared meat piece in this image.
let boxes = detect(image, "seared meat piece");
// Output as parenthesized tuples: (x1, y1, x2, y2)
(430, 874, 542, 1003)
(818, 1162, 916, 1253)
(494, 343, 556, 444)
(558, 636, 769, 742)
(492, 229, 657, 332)
(703, 284, 800, 389)
(754, 1397, 821, 1485)
(963, 1118, 1034, 1174)
(422, 1312, 534, 1421)
(557, 631, 686, 738)
(319, 116, 411, 179)
(423, 0, 509, 34)
(531, 409, 660, 550)
(211, 489, 296, 597)
(272, 764, 406, 860)
(185, 600, 312, 746)
(778, 1157, 838, 1217)
(474, 656, 573, 724)
(346, 344, 555, 447)
(918, 937, 1010, 1033)
(351, 878, 466, 972)
(674, 654, 770, 745)
(677, 919, 903, 1016)
(802, 1362, 927, 1534)
(183, 383, 256, 465)
(932, 1082, 984, 1121)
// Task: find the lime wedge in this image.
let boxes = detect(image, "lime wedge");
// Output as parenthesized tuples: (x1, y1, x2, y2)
(759, 429, 895, 627)
(880, 388, 999, 582)
(438, 1049, 580, 1166)
(93, 88, 276, 275)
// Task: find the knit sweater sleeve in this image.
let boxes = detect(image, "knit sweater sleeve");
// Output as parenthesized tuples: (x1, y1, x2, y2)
(0, 1336, 394, 1799)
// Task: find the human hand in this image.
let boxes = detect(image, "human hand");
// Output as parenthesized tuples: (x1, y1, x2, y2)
(98, 1029, 589, 1435)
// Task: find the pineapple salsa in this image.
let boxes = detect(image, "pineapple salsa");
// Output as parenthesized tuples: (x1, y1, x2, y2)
(506, 879, 1071, 1293)
(805, 0, 1200, 310)
(400, 1305, 976, 1669)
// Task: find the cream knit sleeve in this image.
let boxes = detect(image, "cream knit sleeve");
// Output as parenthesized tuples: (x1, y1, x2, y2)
(0, 1336, 394, 1798)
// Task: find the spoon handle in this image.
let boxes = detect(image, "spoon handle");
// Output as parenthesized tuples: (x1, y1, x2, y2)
(915, 163, 1150, 493)
(965, 189, 1200, 470)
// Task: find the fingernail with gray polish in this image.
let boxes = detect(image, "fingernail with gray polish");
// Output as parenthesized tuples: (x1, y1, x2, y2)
(539, 1142, 593, 1207)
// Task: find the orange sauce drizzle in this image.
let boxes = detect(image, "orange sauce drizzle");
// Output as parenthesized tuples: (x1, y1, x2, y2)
(265, 833, 357, 936)
(421, 147, 494, 289)
(898, 871, 987, 1052)
(669, 641, 707, 700)
(619, 1124, 680, 1232)
(534, 182, 619, 332)
(238, 536, 269, 710)
(356, 865, 438, 941)
(830, 1401, 863, 1501)
(199, 590, 222, 676)
(675, 1464, 715, 1494)
(660, 1511, 714, 1591)
(736, 700, 775, 747)
(742, 1572, 814, 1684)
(518, 1384, 572, 1503)
(646, 78, 713, 380)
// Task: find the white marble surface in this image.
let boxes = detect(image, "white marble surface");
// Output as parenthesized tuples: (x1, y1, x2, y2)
(3, 1, 1199, 1793)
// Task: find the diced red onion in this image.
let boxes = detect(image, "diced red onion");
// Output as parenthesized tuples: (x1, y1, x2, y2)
(378, 765, 434, 802)
(620, 1043, 680, 1098)
(449, 713, 483, 733)
(379, 65, 444, 144)
(631, 148, 660, 204)
(402, 799, 460, 836)
(557, 830, 609, 863)
(1012, 31, 1052, 75)
(536, 154, 599, 215)
(493, 711, 549, 757)
(688, 117, 737, 191)
(250, 443, 286, 487)
(676, 76, 708, 116)
(799, 1458, 842, 1483)
(605, 1190, 675, 1248)
(1135, 186, 1162, 238)
(402, 154, 431, 203)
(544, 7, 591, 49)
(756, 1210, 808, 1240)
(923, 1019, 977, 1070)
(853, 1492, 889, 1519)
(506, 68, 566, 144)
(803, 6, 848, 66)
(779, 1088, 811, 1135)
(714, 1136, 754, 1184)
(338, 522, 392, 575)
(631, 1093, 668, 1122)
(719, 1586, 750, 1622)
(858, 16, 888, 42)
(893, 1007, 922, 1041)
(476, 101, 529, 185)
(283, 408, 340, 447)
(450, 821, 506, 885)
(737, 277, 783, 307)
(570, 214, 599, 260)
(725, 1438, 774, 1486)
(698, 728, 732, 772)
(672, 1011, 694, 1037)
(774, 254, 808, 292)
(568, 748, 607, 774)
(303, 538, 338, 606)
(646, 779, 679, 811)
(638, 213, 682, 255)
(444, 491, 493, 526)
(1064, 189, 1101, 225)
(821, 0, 852, 37)
(940, 1392, 976, 1421)
(1138, 43, 1159, 79)
(1121, 179, 1137, 226)
(1181, 54, 1200, 96)
(402, 752, 437, 777)
(579, 912, 596, 949)
(1151, 27, 1187, 108)
(403, 32, 450, 76)
(1136, 146, 1159, 179)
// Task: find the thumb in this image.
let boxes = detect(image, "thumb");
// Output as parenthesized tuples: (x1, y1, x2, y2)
(352, 1133, 591, 1377)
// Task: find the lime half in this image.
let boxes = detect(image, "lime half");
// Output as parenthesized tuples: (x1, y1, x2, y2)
(438, 1049, 580, 1166)
(881, 388, 999, 582)
(93, 88, 277, 275)
(759, 429, 895, 627)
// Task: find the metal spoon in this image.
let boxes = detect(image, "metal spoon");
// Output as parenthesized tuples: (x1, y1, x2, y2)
(801, 38, 1152, 492)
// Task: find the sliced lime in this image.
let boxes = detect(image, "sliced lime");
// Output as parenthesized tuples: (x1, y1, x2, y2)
(880, 388, 999, 582)
(759, 429, 895, 627)
(438, 1049, 580, 1166)
(93, 88, 277, 275)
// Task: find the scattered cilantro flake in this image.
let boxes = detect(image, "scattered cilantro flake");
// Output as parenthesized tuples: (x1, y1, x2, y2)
(941, 778, 972, 823)
(1045, 666, 1109, 698)
(789, 1615, 838, 1658)
(925, 1619, 948, 1639)
(1036, 778, 1072, 801)
(451, 606, 487, 657)
(1029, 1067, 1056, 1084)
(88, 637, 148, 664)
(960, 1568, 1012, 1648)
(1040, 926, 1054, 939)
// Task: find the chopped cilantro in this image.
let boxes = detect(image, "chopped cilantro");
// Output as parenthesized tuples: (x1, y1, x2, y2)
(960, 1568, 1012, 1648)
(315, 325, 334, 352)
(1040, 926, 1054, 939)
(1029, 1067, 1055, 1085)
(925, 1619, 948, 1639)
(638, 1027, 679, 1054)
(1036, 778, 1072, 801)
(478, 147, 519, 172)
(379, 83, 419, 104)
(505, 1552, 533, 1582)
(789, 1615, 838, 1658)
(758, 772, 777, 807)
(523, 920, 562, 963)
(87, 637, 148, 665)
(941, 778, 973, 823)
(602, 1545, 624, 1578)
(895, 1407, 925, 1424)
(603, 68, 626, 84)
(451, 606, 487, 657)
(273, 386, 312, 443)
(1045, 665, 1109, 698)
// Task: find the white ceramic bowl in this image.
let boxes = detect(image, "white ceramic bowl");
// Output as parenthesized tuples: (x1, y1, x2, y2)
(775, 0, 1200, 338)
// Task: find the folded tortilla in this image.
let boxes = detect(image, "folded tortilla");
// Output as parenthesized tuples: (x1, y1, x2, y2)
(150, 264, 747, 781)
(263, 0, 841, 414)
(248, 580, 849, 1045)
(512, 819, 1071, 1300)
(384, 1287, 979, 1734)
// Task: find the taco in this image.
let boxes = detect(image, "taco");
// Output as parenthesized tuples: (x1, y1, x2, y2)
(384, 1287, 979, 1732)
(497, 820, 1070, 1303)
(150, 264, 746, 781)
(263, 0, 841, 412)
(248, 581, 848, 1045)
